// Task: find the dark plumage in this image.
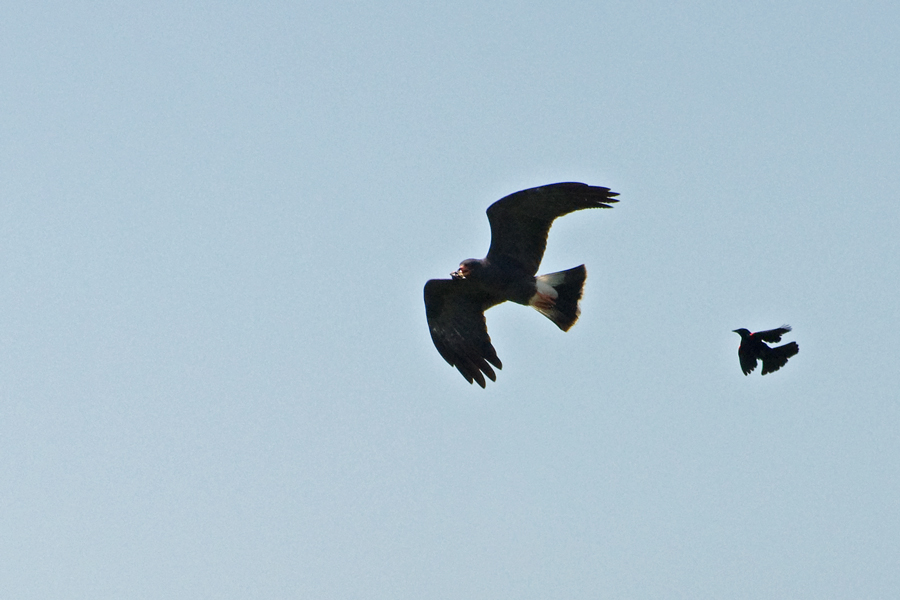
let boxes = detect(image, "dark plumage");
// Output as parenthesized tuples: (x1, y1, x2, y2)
(424, 182, 620, 387)
(733, 325, 799, 375)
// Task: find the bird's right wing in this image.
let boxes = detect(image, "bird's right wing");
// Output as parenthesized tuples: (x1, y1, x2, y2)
(423, 279, 502, 388)
(485, 182, 619, 276)
(755, 325, 791, 343)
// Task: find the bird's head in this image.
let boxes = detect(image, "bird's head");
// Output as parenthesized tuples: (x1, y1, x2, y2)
(451, 259, 481, 280)
(732, 328, 751, 339)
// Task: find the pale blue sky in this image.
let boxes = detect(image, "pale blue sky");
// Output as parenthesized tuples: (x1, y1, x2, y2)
(2, 1, 899, 598)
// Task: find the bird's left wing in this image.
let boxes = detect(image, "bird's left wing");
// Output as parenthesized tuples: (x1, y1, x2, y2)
(739, 348, 758, 375)
(756, 325, 791, 343)
(423, 279, 502, 388)
(485, 182, 619, 276)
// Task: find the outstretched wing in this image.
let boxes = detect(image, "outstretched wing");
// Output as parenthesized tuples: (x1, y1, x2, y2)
(423, 279, 502, 388)
(485, 182, 619, 276)
(755, 325, 791, 343)
(738, 346, 758, 375)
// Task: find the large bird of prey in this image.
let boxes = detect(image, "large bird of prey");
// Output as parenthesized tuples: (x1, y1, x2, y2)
(423, 182, 620, 387)
(733, 325, 799, 375)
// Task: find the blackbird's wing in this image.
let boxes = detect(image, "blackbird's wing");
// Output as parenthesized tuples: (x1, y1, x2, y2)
(485, 182, 619, 276)
(423, 278, 502, 388)
(755, 325, 792, 343)
(738, 346, 758, 375)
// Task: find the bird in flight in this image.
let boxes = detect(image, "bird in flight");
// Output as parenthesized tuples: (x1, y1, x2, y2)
(423, 182, 620, 387)
(732, 325, 799, 375)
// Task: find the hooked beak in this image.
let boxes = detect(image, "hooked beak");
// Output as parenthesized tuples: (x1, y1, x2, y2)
(451, 269, 464, 279)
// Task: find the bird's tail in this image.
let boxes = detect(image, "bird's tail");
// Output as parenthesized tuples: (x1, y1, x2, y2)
(761, 341, 800, 375)
(530, 265, 586, 332)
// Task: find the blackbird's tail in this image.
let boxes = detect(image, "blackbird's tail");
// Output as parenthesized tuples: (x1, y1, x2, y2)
(761, 341, 799, 375)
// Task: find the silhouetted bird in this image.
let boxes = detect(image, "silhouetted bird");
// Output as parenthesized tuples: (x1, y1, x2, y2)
(733, 325, 799, 375)
(424, 182, 620, 387)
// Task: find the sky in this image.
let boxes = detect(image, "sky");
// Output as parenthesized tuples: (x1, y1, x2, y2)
(2, 0, 899, 598)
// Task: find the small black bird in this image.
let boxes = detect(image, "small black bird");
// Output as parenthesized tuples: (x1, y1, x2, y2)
(732, 325, 799, 375)
(424, 182, 620, 387)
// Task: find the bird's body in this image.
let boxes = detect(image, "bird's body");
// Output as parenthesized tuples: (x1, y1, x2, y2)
(424, 182, 619, 387)
(733, 325, 799, 375)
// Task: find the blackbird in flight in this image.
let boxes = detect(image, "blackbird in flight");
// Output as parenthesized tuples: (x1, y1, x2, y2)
(424, 182, 620, 387)
(733, 325, 799, 375)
